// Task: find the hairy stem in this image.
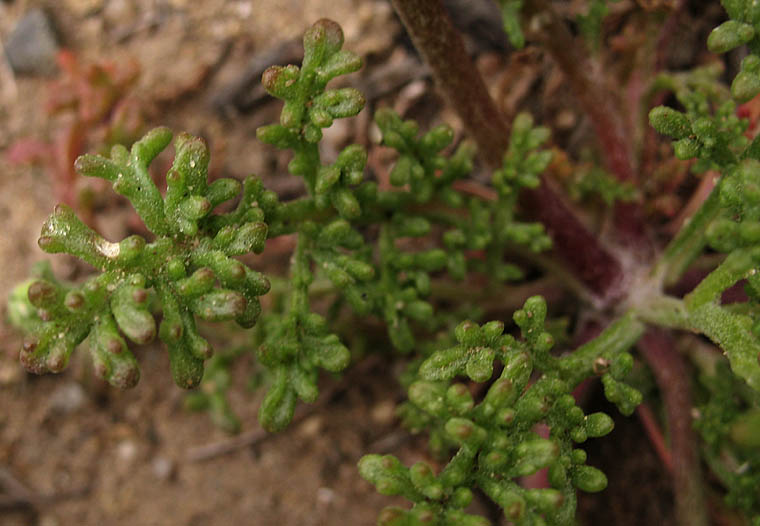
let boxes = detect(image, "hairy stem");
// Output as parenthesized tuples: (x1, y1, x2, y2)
(388, 0, 508, 168)
(389, 0, 625, 301)
(638, 329, 707, 526)
(520, 178, 624, 301)
(525, 0, 636, 185)
(524, 0, 652, 253)
(636, 403, 673, 473)
(559, 311, 645, 386)
(634, 295, 691, 331)
(656, 174, 722, 287)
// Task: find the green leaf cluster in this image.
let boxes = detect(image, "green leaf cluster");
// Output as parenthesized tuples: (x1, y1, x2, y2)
(497, 0, 616, 52)
(439, 112, 552, 284)
(568, 165, 637, 206)
(648, 20, 760, 392)
(12, 128, 269, 389)
(649, 65, 748, 170)
(9, 19, 565, 442)
(692, 348, 760, 522)
(361, 297, 644, 525)
(643, 5, 760, 519)
(707, 1, 760, 102)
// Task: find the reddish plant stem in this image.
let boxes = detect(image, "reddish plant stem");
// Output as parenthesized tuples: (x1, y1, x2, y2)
(389, 0, 510, 168)
(389, 0, 624, 301)
(522, 0, 635, 181)
(520, 179, 623, 299)
(666, 170, 718, 236)
(524, 0, 652, 253)
(655, 0, 687, 72)
(638, 329, 707, 526)
(636, 402, 674, 473)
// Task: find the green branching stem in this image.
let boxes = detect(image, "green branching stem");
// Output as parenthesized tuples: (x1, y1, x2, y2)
(558, 311, 645, 387)
(654, 174, 723, 286)
(633, 295, 692, 331)
(683, 247, 760, 390)
(684, 249, 760, 311)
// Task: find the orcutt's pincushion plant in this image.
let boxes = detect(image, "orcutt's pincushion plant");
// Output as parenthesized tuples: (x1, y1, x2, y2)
(8, 2, 760, 525)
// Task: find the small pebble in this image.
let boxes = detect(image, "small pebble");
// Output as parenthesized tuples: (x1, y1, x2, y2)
(116, 439, 137, 464)
(47, 382, 86, 414)
(151, 456, 175, 480)
(370, 400, 396, 426)
(298, 415, 322, 438)
(4, 9, 59, 76)
(316, 486, 335, 505)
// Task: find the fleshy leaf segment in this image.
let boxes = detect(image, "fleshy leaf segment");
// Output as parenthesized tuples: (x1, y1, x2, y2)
(253, 20, 552, 365)
(707, 1, 760, 103)
(361, 297, 645, 525)
(20, 127, 270, 389)
(649, 54, 760, 391)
